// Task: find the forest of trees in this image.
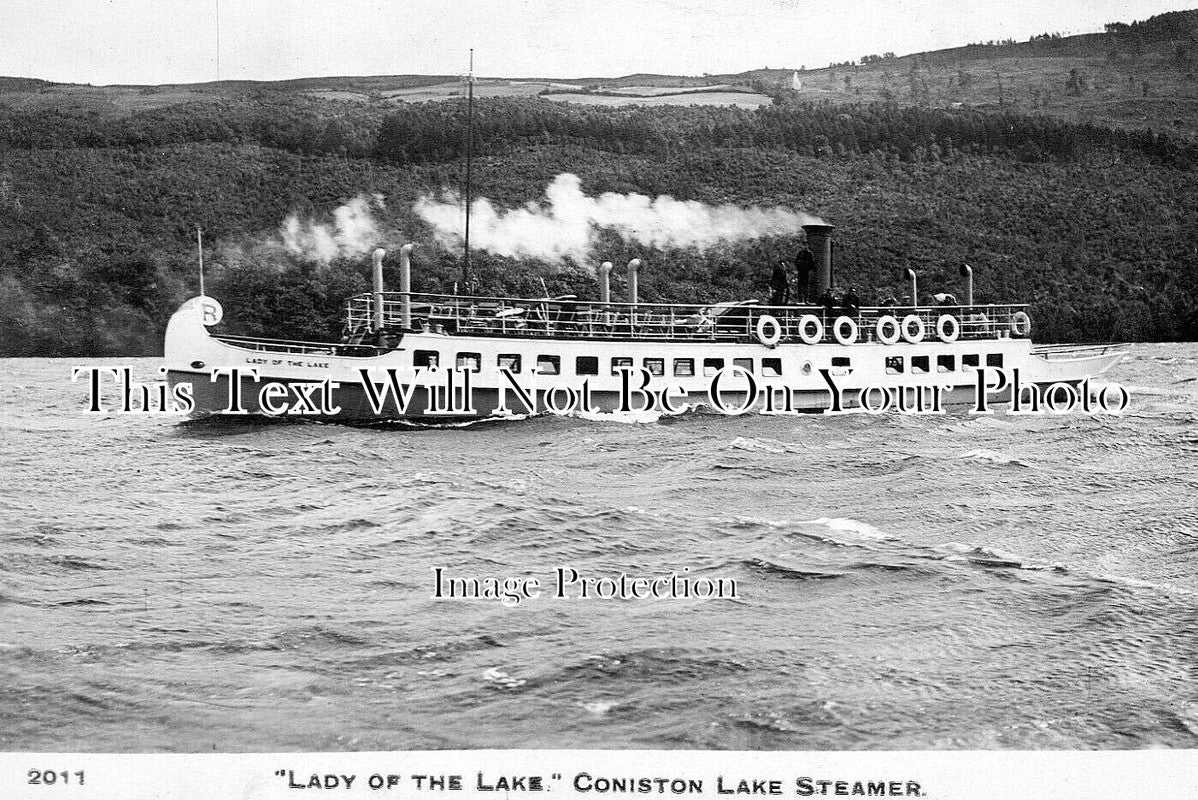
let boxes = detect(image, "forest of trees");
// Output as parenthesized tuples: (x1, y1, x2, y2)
(1, 10, 1196, 355)
(1106, 10, 1198, 39)
(2, 93, 1194, 169)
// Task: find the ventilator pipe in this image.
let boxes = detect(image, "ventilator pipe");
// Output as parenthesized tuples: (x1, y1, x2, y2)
(628, 258, 641, 306)
(599, 261, 612, 305)
(959, 263, 973, 307)
(904, 268, 918, 307)
(372, 248, 386, 332)
(399, 243, 414, 329)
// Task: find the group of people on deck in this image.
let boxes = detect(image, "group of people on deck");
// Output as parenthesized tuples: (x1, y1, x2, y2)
(769, 242, 859, 316)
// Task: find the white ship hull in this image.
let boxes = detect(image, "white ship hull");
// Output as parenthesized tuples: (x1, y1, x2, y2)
(164, 297, 1126, 422)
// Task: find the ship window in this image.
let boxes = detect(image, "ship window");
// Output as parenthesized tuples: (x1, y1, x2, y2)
(576, 356, 599, 376)
(885, 356, 904, 374)
(831, 356, 851, 368)
(762, 358, 782, 377)
(498, 354, 521, 374)
(733, 358, 753, 373)
(911, 355, 929, 374)
(456, 352, 481, 372)
(703, 358, 724, 377)
(937, 355, 955, 373)
(986, 353, 1004, 368)
(962, 354, 980, 369)
(414, 350, 439, 369)
(644, 358, 665, 376)
(536, 355, 560, 375)
(612, 356, 633, 375)
(674, 358, 695, 377)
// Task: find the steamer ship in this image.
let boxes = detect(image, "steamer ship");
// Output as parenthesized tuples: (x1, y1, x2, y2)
(163, 224, 1126, 421)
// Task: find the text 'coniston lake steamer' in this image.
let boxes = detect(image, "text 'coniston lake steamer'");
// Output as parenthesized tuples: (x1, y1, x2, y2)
(163, 225, 1127, 421)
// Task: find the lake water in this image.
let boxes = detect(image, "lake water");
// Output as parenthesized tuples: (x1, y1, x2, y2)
(1, 344, 1196, 751)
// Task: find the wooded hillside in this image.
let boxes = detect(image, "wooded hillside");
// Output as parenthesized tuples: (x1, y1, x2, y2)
(1, 10, 1195, 354)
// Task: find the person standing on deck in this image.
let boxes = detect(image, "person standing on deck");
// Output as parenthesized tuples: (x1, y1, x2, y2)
(842, 286, 861, 316)
(819, 288, 837, 324)
(795, 242, 816, 304)
(769, 261, 791, 306)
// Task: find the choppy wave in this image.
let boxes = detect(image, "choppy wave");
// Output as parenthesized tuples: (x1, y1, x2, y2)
(1, 345, 1197, 751)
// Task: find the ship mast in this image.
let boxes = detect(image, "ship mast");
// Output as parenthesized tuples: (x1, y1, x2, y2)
(196, 225, 206, 296)
(462, 48, 474, 288)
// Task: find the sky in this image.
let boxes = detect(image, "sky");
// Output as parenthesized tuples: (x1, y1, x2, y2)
(1, 0, 1195, 85)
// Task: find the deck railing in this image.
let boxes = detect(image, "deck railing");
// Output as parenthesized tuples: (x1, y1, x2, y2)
(1031, 343, 1126, 359)
(213, 333, 384, 357)
(344, 291, 1030, 345)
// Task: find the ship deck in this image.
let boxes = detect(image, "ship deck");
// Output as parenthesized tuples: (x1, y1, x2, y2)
(344, 291, 1030, 344)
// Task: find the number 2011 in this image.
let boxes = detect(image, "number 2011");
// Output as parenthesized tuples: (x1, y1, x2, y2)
(28, 770, 85, 786)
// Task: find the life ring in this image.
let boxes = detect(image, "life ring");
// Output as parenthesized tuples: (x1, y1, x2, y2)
(937, 314, 960, 343)
(1009, 310, 1032, 338)
(876, 315, 901, 345)
(798, 314, 824, 345)
(755, 314, 782, 347)
(833, 316, 858, 345)
(901, 314, 925, 343)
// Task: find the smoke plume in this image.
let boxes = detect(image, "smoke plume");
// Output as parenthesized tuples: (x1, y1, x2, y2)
(279, 193, 386, 264)
(414, 173, 822, 268)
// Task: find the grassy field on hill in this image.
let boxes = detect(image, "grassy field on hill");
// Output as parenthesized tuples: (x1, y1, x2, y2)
(0, 10, 1195, 355)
